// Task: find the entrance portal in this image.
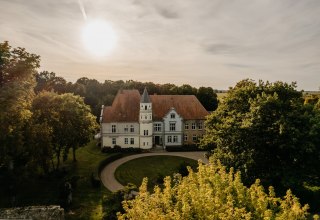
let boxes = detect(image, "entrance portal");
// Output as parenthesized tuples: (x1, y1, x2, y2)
(154, 136, 161, 145)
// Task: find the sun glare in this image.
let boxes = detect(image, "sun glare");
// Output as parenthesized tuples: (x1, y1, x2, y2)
(82, 20, 117, 57)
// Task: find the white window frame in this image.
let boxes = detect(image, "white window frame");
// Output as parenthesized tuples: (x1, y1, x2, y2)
(184, 134, 188, 141)
(130, 125, 134, 132)
(191, 123, 196, 130)
(170, 113, 175, 119)
(144, 130, 148, 136)
(112, 138, 116, 145)
(169, 123, 176, 131)
(185, 123, 189, 130)
(112, 125, 116, 133)
(130, 138, 134, 145)
(124, 138, 128, 144)
(192, 134, 197, 142)
(167, 136, 172, 143)
(154, 123, 161, 132)
(173, 135, 178, 143)
(198, 122, 203, 130)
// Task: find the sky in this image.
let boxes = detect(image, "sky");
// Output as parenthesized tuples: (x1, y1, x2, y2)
(0, 0, 320, 90)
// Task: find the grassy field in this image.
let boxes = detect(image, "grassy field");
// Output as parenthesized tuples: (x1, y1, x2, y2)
(115, 156, 198, 190)
(0, 140, 115, 220)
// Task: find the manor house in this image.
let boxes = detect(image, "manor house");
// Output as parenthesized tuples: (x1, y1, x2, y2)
(100, 88, 209, 149)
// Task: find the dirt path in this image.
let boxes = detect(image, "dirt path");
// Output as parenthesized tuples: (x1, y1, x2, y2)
(100, 151, 209, 192)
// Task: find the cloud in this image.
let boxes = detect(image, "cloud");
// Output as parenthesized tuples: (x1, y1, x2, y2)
(204, 43, 241, 55)
(156, 7, 179, 19)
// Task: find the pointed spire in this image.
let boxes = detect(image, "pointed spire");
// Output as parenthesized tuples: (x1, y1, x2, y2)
(140, 87, 151, 103)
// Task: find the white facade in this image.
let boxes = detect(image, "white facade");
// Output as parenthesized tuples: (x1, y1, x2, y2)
(139, 100, 153, 149)
(163, 108, 183, 146)
(101, 122, 140, 148)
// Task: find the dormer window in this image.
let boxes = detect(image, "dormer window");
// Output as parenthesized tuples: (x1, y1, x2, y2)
(170, 113, 175, 119)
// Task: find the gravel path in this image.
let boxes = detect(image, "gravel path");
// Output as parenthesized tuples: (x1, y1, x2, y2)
(100, 151, 209, 192)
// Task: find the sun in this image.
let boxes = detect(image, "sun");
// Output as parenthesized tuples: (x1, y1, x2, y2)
(82, 20, 117, 57)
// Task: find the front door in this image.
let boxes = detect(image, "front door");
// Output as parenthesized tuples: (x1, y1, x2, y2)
(155, 136, 160, 145)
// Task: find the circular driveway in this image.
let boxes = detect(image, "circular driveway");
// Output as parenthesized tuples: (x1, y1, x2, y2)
(100, 151, 209, 192)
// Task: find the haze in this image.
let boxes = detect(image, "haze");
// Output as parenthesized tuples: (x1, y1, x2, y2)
(0, 0, 319, 90)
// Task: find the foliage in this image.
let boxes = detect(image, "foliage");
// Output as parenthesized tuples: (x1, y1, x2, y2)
(118, 159, 312, 220)
(165, 144, 206, 152)
(201, 79, 320, 193)
(34, 76, 218, 118)
(31, 91, 98, 170)
(102, 184, 137, 220)
(0, 41, 40, 169)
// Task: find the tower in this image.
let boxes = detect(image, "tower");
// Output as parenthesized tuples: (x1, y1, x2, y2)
(139, 88, 153, 149)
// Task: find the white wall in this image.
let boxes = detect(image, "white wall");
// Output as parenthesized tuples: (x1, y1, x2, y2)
(101, 122, 140, 148)
(163, 108, 183, 146)
(102, 136, 140, 148)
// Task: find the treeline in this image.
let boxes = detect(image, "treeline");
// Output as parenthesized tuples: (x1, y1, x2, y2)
(34, 71, 219, 119)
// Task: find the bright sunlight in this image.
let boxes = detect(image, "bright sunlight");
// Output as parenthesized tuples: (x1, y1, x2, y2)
(82, 20, 117, 57)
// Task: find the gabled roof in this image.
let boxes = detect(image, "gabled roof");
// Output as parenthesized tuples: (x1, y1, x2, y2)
(102, 90, 140, 123)
(150, 95, 209, 120)
(102, 90, 209, 123)
(140, 87, 151, 103)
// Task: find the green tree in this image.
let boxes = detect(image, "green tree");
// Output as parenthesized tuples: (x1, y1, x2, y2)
(119, 159, 312, 219)
(32, 92, 98, 168)
(0, 41, 40, 169)
(34, 71, 68, 94)
(201, 79, 320, 192)
(196, 86, 218, 111)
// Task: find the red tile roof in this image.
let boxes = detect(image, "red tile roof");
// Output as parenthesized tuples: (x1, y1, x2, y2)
(102, 90, 209, 123)
(150, 95, 209, 120)
(102, 90, 140, 123)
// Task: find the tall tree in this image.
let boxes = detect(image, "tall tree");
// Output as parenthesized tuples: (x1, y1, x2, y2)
(0, 41, 40, 169)
(32, 92, 98, 168)
(201, 79, 320, 192)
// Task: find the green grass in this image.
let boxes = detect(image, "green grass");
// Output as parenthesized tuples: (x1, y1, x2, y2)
(115, 156, 198, 190)
(0, 140, 116, 220)
(64, 141, 115, 219)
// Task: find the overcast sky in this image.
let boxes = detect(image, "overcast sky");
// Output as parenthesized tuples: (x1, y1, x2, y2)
(1, 0, 320, 90)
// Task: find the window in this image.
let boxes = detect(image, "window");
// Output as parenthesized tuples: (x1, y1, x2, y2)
(144, 130, 148, 136)
(112, 125, 116, 133)
(167, 136, 172, 143)
(184, 134, 188, 141)
(173, 135, 178, 143)
(124, 138, 128, 144)
(124, 126, 128, 132)
(169, 123, 176, 131)
(154, 123, 161, 132)
(191, 123, 196, 130)
(145, 105, 147, 110)
(130, 125, 134, 132)
(130, 138, 134, 145)
(112, 138, 116, 145)
(143, 142, 145, 146)
(198, 122, 203, 130)
(185, 123, 189, 130)
(170, 113, 175, 119)
(192, 134, 197, 142)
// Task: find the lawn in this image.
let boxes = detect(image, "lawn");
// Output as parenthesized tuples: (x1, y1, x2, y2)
(0, 140, 116, 220)
(114, 156, 198, 190)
